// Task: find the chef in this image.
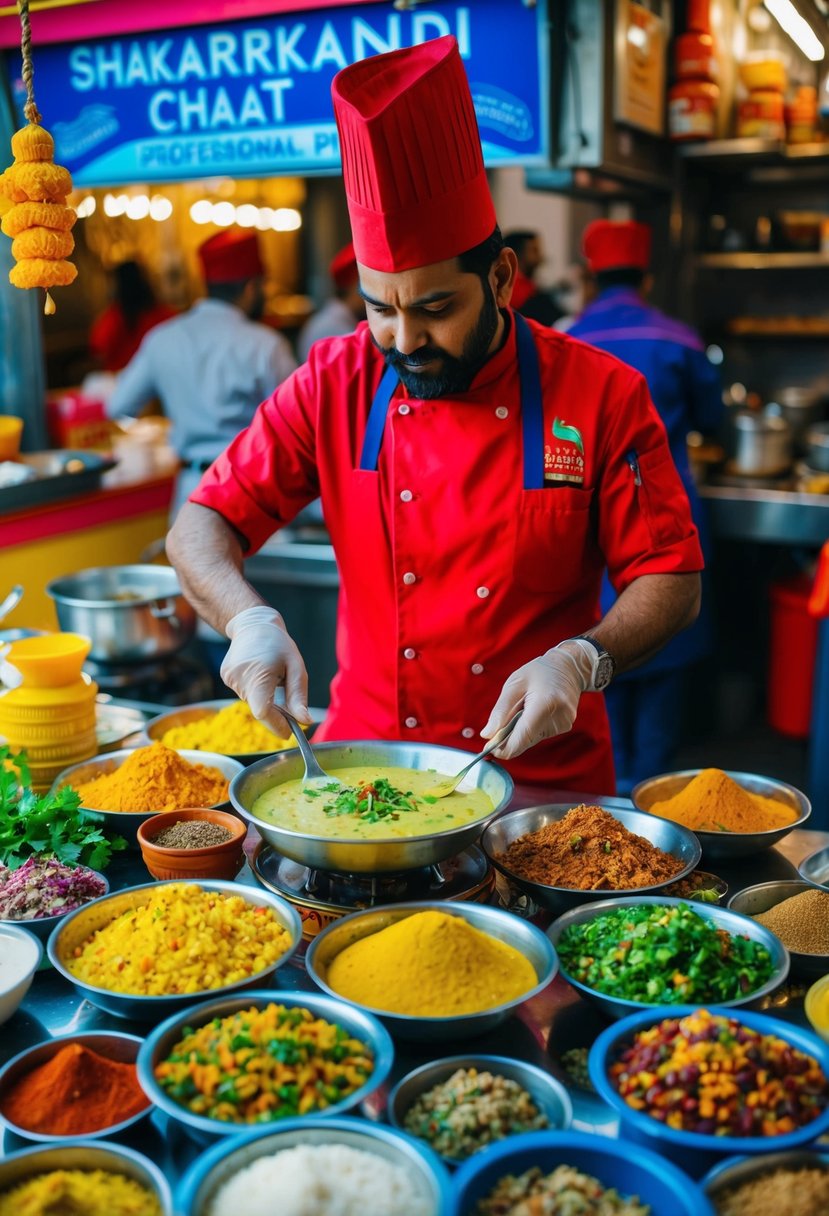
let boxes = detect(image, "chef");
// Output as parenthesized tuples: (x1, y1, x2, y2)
(167, 36, 703, 794)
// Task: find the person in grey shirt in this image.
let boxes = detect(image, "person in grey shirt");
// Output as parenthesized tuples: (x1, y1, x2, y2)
(297, 242, 365, 363)
(108, 228, 297, 519)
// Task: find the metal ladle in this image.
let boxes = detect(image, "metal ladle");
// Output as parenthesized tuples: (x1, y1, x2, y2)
(276, 705, 343, 791)
(425, 710, 523, 798)
(0, 584, 23, 625)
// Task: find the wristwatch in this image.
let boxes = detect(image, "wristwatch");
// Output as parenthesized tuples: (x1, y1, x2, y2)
(576, 634, 616, 691)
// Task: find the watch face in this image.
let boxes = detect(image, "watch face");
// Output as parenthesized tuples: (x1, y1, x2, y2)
(594, 654, 614, 690)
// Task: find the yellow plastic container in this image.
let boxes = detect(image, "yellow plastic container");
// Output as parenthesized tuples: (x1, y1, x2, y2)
(0, 415, 23, 460)
(4, 633, 92, 688)
(805, 973, 829, 1043)
(739, 55, 786, 94)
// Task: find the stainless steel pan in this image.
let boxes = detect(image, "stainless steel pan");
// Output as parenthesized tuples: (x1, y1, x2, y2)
(229, 740, 513, 873)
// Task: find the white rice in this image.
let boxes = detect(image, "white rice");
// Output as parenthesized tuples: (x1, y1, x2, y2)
(209, 1143, 433, 1216)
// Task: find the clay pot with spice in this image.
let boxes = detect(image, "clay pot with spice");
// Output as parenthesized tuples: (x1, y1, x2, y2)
(137, 807, 246, 881)
(0, 1031, 150, 1141)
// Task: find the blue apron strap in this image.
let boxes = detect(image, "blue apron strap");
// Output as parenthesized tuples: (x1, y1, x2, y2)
(514, 312, 545, 490)
(359, 364, 399, 471)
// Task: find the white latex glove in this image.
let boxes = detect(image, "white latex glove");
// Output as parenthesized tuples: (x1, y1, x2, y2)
(480, 640, 595, 759)
(220, 606, 310, 736)
(0, 645, 23, 694)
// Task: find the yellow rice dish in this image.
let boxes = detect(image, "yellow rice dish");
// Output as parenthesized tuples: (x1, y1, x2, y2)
(161, 700, 297, 754)
(65, 884, 292, 996)
(0, 1170, 161, 1216)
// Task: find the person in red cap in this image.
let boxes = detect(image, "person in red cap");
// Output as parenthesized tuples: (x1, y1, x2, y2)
(297, 241, 366, 362)
(168, 37, 703, 795)
(568, 219, 723, 791)
(109, 228, 296, 521)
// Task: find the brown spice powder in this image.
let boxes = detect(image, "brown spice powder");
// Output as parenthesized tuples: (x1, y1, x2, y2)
(499, 805, 685, 890)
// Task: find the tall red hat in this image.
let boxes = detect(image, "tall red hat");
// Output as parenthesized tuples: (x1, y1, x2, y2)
(331, 36, 496, 272)
(329, 241, 358, 290)
(198, 230, 264, 283)
(583, 220, 652, 273)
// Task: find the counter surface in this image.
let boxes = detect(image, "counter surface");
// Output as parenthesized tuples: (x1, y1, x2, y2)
(3, 798, 825, 1193)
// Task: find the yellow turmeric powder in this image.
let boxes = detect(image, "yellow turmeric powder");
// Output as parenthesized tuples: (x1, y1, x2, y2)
(646, 767, 798, 833)
(75, 742, 228, 813)
(161, 700, 294, 754)
(326, 909, 538, 1016)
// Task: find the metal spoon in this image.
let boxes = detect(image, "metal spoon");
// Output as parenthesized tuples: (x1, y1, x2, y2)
(425, 710, 523, 798)
(276, 705, 343, 790)
(0, 585, 23, 624)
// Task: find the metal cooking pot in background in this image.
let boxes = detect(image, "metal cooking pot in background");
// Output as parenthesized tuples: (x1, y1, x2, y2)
(731, 410, 793, 477)
(805, 422, 829, 473)
(46, 565, 196, 663)
(766, 387, 827, 446)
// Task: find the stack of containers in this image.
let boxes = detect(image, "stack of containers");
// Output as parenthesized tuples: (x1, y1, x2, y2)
(0, 634, 98, 791)
(668, 0, 720, 142)
(737, 54, 787, 141)
(785, 85, 819, 144)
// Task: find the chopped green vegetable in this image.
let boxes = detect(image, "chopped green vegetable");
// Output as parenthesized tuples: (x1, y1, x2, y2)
(0, 747, 126, 871)
(320, 776, 422, 822)
(557, 902, 775, 1005)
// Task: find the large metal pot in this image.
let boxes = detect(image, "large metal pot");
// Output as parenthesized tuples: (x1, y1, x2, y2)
(230, 740, 513, 873)
(804, 422, 829, 472)
(46, 565, 196, 663)
(731, 410, 792, 476)
(767, 387, 827, 446)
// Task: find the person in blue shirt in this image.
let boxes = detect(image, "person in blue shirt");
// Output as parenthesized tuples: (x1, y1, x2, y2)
(568, 220, 723, 793)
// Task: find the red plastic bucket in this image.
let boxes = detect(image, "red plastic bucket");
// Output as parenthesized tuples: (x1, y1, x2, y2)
(768, 576, 819, 738)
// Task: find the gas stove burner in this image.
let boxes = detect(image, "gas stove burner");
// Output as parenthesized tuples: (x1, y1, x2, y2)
(84, 654, 214, 706)
(253, 843, 497, 941)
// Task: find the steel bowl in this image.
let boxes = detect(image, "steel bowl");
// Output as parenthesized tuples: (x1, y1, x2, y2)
(703, 1149, 829, 1204)
(631, 770, 810, 861)
(481, 803, 701, 915)
(387, 1055, 572, 1165)
(306, 901, 557, 1043)
(177, 1115, 451, 1216)
(453, 1129, 715, 1216)
(0, 924, 42, 1026)
(52, 748, 245, 845)
(47, 565, 195, 663)
(0, 1141, 172, 1215)
(47, 879, 301, 1020)
(0, 866, 110, 942)
(728, 880, 829, 980)
(589, 1004, 829, 1177)
(229, 740, 513, 874)
(0, 1031, 149, 1142)
(143, 698, 321, 766)
(137, 989, 394, 1145)
(799, 843, 829, 889)
(549, 895, 789, 1021)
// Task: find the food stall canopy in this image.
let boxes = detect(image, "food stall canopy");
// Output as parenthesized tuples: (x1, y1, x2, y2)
(1, 0, 549, 183)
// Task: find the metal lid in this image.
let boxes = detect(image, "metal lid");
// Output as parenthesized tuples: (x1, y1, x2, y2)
(734, 410, 790, 434)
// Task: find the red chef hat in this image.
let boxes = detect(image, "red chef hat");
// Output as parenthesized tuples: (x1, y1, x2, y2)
(329, 242, 358, 290)
(583, 220, 652, 273)
(331, 36, 496, 273)
(198, 230, 264, 284)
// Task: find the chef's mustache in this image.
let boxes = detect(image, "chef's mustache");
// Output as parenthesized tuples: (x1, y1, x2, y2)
(380, 345, 447, 368)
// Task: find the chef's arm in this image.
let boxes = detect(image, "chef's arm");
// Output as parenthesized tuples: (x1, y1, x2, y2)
(166, 502, 311, 730)
(107, 343, 157, 419)
(484, 571, 701, 759)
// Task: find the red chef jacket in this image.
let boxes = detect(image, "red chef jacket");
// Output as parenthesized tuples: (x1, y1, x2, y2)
(192, 313, 703, 793)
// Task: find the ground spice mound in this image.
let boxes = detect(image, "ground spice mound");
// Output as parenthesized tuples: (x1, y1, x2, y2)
(754, 889, 829, 954)
(716, 1165, 829, 1216)
(647, 767, 798, 833)
(499, 805, 685, 890)
(76, 742, 228, 812)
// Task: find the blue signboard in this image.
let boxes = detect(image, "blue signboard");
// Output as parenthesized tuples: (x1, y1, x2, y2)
(6, 1, 548, 186)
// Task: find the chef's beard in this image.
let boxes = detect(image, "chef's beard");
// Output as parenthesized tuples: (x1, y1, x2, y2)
(372, 283, 500, 398)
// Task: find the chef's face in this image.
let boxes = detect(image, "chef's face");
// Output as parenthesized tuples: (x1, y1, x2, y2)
(360, 249, 515, 398)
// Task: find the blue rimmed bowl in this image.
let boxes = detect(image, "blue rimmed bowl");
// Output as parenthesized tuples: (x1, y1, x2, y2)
(702, 1149, 829, 1207)
(137, 990, 394, 1144)
(387, 1055, 572, 1166)
(451, 1128, 714, 1216)
(548, 894, 789, 1020)
(589, 1005, 829, 1176)
(0, 1031, 149, 1142)
(306, 900, 557, 1042)
(47, 879, 302, 1020)
(176, 1115, 452, 1216)
(0, 1141, 172, 1215)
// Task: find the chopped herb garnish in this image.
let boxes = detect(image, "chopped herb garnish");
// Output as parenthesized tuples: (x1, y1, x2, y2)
(322, 777, 423, 821)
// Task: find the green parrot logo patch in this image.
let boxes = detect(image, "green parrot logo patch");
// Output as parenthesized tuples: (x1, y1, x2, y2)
(552, 417, 584, 454)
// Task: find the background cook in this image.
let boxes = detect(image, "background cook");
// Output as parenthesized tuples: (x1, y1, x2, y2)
(167, 36, 703, 796)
